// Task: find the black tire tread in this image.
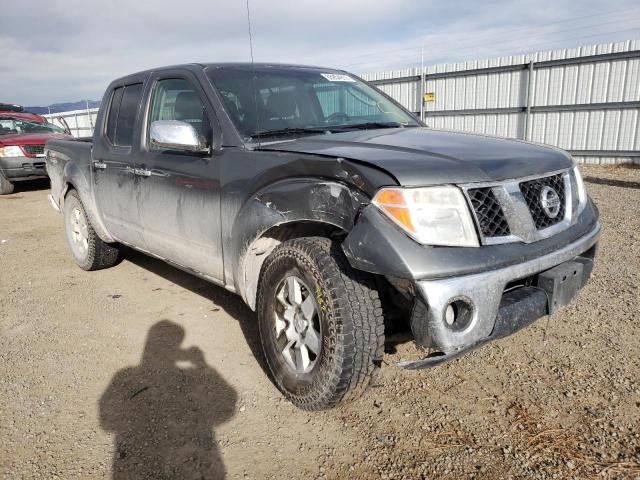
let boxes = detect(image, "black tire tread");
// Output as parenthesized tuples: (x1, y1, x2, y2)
(65, 190, 120, 271)
(257, 236, 385, 410)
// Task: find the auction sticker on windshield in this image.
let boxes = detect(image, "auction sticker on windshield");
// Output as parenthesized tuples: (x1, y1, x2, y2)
(321, 73, 356, 82)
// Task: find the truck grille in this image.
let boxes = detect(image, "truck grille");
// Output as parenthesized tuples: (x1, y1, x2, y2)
(22, 144, 45, 156)
(467, 187, 511, 237)
(464, 170, 572, 244)
(519, 173, 566, 229)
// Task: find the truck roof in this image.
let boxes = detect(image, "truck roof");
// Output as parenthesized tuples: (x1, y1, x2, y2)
(110, 63, 346, 85)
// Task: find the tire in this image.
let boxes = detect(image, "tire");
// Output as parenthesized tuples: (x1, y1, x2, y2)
(257, 237, 385, 410)
(0, 170, 14, 195)
(63, 189, 120, 271)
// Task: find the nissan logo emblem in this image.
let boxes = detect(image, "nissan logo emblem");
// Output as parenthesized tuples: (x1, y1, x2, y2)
(540, 186, 561, 218)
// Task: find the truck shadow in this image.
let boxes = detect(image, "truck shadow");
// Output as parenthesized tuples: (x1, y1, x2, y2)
(99, 319, 237, 479)
(123, 248, 269, 375)
(10, 178, 50, 193)
(122, 247, 415, 366)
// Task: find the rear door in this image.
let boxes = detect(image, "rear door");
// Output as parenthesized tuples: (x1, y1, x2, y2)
(92, 82, 145, 246)
(135, 72, 224, 281)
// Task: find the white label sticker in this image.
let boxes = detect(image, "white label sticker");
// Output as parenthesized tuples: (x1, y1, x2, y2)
(321, 73, 356, 82)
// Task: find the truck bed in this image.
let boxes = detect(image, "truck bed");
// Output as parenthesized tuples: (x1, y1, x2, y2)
(45, 138, 93, 211)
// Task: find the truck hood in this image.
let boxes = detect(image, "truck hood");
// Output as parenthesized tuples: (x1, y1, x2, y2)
(257, 127, 573, 186)
(0, 132, 70, 146)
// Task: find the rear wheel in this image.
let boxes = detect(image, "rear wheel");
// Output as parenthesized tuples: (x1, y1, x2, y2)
(0, 170, 14, 195)
(257, 237, 385, 410)
(63, 190, 120, 271)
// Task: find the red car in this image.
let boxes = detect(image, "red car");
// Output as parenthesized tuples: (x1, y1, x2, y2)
(0, 108, 72, 194)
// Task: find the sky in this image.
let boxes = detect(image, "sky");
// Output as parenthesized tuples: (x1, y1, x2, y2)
(1, 0, 639, 106)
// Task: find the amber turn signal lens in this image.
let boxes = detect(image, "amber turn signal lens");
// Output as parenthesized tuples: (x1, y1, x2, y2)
(373, 188, 415, 232)
(381, 205, 415, 232)
(374, 188, 406, 206)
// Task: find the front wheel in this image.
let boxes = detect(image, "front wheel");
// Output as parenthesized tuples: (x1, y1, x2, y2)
(63, 190, 120, 271)
(257, 237, 385, 410)
(0, 170, 14, 195)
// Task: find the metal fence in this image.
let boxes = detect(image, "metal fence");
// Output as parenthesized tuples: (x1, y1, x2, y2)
(363, 39, 640, 165)
(43, 108, 99, 138)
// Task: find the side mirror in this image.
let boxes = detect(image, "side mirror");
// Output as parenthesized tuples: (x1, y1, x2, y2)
(149, 120, 210, 153)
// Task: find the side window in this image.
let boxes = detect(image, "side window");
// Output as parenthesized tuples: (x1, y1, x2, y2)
(104, 83, 143, 147)
(105, 87, 124, 144)
(116, 84, 143, 146)
(148, 78, 211, 149)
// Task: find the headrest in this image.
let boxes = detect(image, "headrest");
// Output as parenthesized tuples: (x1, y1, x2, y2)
(174, 91, 203, 122)
(265, 92, 297, 120)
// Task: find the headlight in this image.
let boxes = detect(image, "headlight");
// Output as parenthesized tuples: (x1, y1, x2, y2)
(0, 145, 24, 157)
(373, 186, 479, 247)
(573, 166, 588, 214)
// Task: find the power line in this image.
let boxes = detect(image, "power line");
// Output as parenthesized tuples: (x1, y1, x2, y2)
(323, 8, 640, 67)
(346, 19, 640, 69)
(345, 26, 640, 73)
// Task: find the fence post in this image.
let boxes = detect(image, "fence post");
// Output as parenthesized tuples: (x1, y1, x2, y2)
(523, 61, 535, 141)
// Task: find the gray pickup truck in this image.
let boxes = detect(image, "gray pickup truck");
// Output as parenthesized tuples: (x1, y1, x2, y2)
(46, 63, 600, 410)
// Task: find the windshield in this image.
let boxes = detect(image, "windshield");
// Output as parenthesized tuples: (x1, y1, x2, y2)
(206, 67, 419, 139)
(0, 117, 66, 135)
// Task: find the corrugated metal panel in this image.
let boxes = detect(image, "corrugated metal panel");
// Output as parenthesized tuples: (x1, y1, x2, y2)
(44, 108, 99, 138)
(364, 39, 640, 164)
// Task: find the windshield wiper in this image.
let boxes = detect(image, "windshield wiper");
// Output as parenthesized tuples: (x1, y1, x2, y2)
(331, 122, 410, 131)
(251, 122, 416, 139)
(251, 127, 330, 139)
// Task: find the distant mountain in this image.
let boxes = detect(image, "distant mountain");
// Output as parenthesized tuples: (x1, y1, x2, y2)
(25, 101, 101, 115)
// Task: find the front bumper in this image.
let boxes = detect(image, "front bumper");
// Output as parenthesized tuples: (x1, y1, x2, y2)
(0, 156, 48, 180)
(400, 221, 600, 369)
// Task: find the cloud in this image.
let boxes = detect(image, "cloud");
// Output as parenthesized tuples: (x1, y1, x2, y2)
(1, 0, 638, 105)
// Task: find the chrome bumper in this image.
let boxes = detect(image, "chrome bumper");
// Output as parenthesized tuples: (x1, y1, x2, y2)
(402, 221, 601, 367)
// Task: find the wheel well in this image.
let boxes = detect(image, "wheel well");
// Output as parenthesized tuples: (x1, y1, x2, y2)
(241, 221, 347, 310)
(60, 182, 75, 207)
(263, 221, 346, 242)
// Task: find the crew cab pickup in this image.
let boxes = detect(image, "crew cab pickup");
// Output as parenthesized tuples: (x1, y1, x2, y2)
(46, 63, 600, 410)
(0, 108, 71, 194)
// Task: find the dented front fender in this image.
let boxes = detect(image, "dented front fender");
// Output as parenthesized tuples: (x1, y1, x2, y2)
(231, 178, 369, 308)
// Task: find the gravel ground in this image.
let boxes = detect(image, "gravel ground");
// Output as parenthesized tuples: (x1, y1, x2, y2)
(1, 165, 639, 479)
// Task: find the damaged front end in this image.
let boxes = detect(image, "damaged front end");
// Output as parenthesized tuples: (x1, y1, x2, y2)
(342, 181, 601, 369)
(402, 238, 598, 369)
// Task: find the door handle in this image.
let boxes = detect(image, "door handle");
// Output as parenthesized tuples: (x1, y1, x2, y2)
(93, 161, 107, 170)
(125, 166, 151, 177)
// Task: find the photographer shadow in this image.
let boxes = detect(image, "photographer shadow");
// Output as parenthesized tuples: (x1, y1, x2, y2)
(99, 320, 237, 479)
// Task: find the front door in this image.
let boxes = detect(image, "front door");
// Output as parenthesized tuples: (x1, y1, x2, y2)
(136, 75, 224, 281)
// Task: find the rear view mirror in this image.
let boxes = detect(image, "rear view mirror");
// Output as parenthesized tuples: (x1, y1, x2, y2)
(149, 120, 210, 153)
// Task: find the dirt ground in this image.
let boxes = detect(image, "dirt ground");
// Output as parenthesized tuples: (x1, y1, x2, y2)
(1, 165, 639, 479)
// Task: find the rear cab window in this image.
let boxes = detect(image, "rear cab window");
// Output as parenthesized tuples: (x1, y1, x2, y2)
(104, 83, 144, 147)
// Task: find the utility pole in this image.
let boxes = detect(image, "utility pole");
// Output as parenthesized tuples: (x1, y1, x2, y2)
(420, 46, 425, 123)
(86, 99, 94, 132)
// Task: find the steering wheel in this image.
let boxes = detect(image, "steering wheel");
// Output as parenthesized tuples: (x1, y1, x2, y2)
(325, 112, 350, 124)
